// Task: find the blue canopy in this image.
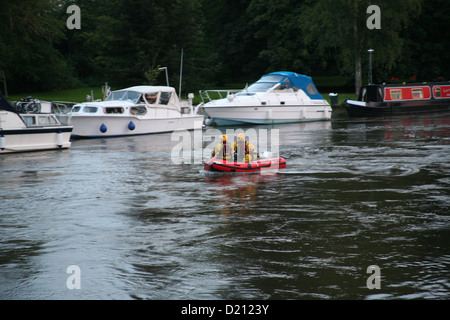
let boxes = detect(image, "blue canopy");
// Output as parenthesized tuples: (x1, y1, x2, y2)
(259, 71, 324, 100)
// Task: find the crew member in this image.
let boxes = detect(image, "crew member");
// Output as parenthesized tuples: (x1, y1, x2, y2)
(232, 133, 246, 162)
(246, 143, 258, 162)
(212, 134, 232, 160)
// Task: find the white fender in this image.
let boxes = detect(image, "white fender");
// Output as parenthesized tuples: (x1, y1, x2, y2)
(0, 135, 5, 150)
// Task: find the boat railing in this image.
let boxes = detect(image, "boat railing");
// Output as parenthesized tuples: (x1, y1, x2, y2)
(198, 89, 241, 103)
(52, 101, 77, 126)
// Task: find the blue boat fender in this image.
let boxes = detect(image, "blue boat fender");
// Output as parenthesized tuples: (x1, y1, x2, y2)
(100, 123, 107, 133)
(128, 121, 136, 131)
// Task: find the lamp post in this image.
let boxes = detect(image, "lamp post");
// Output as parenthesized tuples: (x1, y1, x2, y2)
(158, 67, 169, 86)
(368, 49, 374, 84)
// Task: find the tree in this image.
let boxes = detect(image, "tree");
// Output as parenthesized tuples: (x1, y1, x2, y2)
(0, 0, 78, 92)
(300, 0, 423, 94)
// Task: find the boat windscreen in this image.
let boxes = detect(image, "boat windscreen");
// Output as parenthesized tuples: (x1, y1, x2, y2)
(105, 91, 142, 103)
(238, 82, 277, 94)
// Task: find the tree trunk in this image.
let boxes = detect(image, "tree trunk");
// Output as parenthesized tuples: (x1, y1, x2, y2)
(353, 18, 362, 96)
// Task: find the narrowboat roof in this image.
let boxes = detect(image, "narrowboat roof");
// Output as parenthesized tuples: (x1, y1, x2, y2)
(364, 81, 450, 88)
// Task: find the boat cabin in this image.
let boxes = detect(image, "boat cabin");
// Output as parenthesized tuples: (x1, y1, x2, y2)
(236, 71, 324, 100)
(359, 83, 450, 103)
(71, 86, 185, 116)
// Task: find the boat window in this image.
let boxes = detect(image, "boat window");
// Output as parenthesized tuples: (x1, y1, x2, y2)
(159, 92, 172, 105)
(275, 84, 297, 92)
(104, 107, 124, 114)
(83, 106, 98, 113)
(72, 106, 81, 112)
(130, 106, 147, 115)
(22, 116, 36, 125)
(306, 83, 319, 95)
(434, 87, 441, 98)
(105, 90, 142, 104)
(144, 92, 158, 104)
(38, 115, 59, 126)
(412, 88, 423, 99)
(240, 82, 276, 93)
(260, 75, 284, 82)
(390, 89, 402, 100)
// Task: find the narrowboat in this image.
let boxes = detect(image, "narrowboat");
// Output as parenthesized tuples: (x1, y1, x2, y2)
(343, 82, 450, 117)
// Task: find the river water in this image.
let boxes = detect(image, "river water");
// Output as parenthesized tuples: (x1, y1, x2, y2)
(0, 111, 449, 300)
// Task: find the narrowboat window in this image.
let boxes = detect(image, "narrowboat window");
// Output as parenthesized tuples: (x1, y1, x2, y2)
(435, 87, 441, 98)
(144, 93, 158, 104)
(104, 107, 124, 114)
(130, 106, 147, 115)
(390, 89, 402, 100)
(22, 116, 36, 125)
(83, 106, 98, 113)
(412, 88, 423, 99)
(306, 83, 319, 95)
(160, 92, 172, 105)
(72, 106, 81, 112)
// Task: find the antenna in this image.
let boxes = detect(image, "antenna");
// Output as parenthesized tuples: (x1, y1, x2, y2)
(179, 48, 184, 97)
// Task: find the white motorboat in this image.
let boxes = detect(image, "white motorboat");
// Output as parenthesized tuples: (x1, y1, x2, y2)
(70, 85, 204, 138)
(0, 94, 72, 154)
(202, 71, 332, 126)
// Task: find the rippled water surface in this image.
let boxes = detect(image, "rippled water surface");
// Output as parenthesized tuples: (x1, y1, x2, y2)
(1, 111, 449, 300)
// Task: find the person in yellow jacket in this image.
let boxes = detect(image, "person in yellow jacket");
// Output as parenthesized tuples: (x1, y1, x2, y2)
(212, 134, 232, 160)
(231, 134, 258, 162)
(246, 143, 258, 162)
(232, 133, 246, 162)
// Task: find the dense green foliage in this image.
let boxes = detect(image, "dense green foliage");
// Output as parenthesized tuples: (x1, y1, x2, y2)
(0, 0, 448, 95)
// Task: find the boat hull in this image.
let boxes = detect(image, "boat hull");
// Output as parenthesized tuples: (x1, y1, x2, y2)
(71, 115, 204, 138)
(204, 157, 286, 173)
(343, 99, 450, 117)
(204, 105, 331, 126)
(0, 127, 72, 153)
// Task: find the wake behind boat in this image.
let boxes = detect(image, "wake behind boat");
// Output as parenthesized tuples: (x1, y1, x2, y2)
(201, 71, 332, 126)
(0, 94, 72, 153)
(70, 85, 204, 138)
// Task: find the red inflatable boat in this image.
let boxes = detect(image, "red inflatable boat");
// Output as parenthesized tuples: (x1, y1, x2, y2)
(204, 157, 286, 173)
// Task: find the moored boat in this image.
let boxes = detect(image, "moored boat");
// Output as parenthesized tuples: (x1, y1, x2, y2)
(204, 157, 286, 173)
(343, 82, 450, 117)
(0, 94, 72, 153)
(201, 71, 332, 125)
(70, 85, 204, 138)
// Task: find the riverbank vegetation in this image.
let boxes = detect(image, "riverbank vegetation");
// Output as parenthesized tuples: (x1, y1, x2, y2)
(1, 0, 448, 99)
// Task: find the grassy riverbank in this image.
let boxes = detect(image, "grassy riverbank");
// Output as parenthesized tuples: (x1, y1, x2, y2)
(6, 79, 357, 106)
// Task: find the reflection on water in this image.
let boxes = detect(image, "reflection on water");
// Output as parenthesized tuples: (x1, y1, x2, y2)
(0, 112, 449, 300)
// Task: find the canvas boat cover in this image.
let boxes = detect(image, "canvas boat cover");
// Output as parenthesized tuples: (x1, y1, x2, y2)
(259, 71, 324, 100)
